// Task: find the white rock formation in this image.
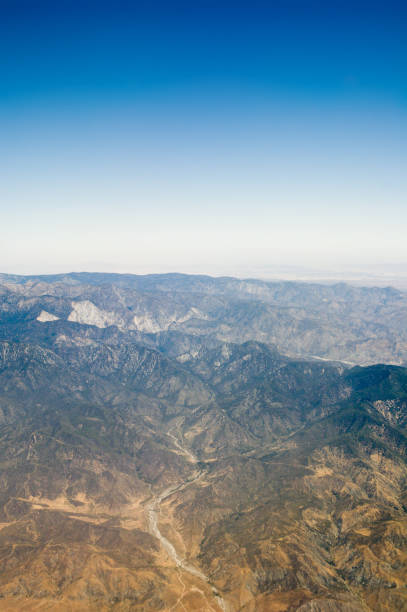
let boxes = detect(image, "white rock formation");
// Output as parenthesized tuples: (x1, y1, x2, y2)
(132, 313, 164, 333)
(37, 310, 60, 322)
(67, 300, 121, 328)
(133, 307, 207, 333)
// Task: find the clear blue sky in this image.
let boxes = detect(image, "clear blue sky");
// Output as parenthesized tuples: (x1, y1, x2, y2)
(1, 1, 406, 275)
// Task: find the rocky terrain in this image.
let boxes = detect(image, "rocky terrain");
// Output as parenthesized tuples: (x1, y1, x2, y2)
(2, 271, 407, 366)
(0, 272, 406, 610)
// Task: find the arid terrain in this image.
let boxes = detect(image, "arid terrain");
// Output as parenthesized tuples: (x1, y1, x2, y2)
(0, 273, 406, 611)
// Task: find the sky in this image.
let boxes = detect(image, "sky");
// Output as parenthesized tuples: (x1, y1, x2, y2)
(1, 0, 406, 277)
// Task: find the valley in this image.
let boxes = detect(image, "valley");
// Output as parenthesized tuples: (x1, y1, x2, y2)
(146, 430, 227, 611)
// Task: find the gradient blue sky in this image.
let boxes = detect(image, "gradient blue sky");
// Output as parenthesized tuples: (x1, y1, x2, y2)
(1, 1, 406, 276)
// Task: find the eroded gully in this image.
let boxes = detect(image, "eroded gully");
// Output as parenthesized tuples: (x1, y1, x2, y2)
(146, 430, 227, 612)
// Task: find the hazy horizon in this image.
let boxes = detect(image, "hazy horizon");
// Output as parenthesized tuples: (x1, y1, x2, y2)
(3, 263, 407, 292)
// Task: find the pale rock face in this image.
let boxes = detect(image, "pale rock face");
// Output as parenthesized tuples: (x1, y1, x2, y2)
(37, 310, 60, 323)
(68, 300, 121, 328)
(177, 307, 207, 324)
(133, 307, 207, 333)
(132, 313, 164, 333)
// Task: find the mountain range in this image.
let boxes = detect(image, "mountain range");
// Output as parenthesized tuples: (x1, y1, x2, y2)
(0, 272, 406, 611)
